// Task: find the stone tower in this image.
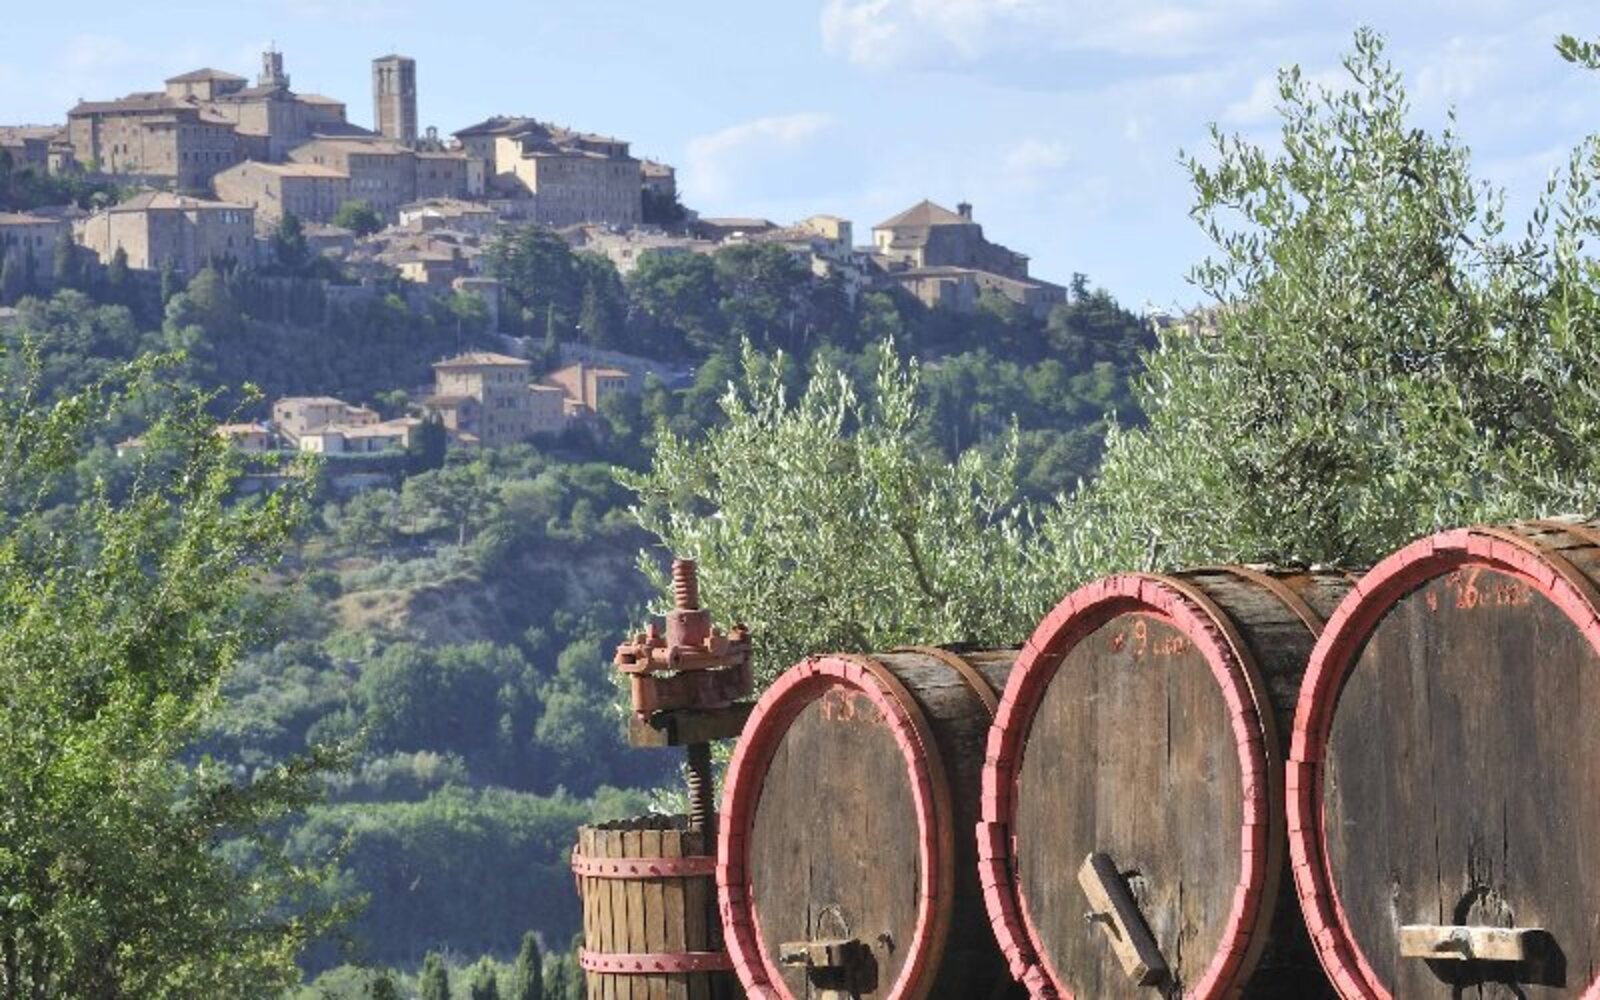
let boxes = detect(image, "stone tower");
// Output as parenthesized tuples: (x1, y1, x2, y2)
(372, 54, 417, 146)
(259, 47, 289, 89)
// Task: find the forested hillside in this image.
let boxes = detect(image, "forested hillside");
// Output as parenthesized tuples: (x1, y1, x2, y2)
(0, 223, 1153, 989)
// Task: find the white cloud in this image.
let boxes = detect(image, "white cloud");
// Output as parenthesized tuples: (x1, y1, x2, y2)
(683, 112, 836, 202)
(63, 34, 140, 74)
(820, 0, 1275, 69)
(1413, 35, 1504, 109)
(1223, 67, 1345, 124)
(1005, 137, 1070, 173)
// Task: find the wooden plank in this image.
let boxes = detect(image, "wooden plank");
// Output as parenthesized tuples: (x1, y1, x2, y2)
(1399, 925, 1541, 963)
(1078, 852, 1168, 986)
(629, 702, 754, 747)
(607, 827, 627, 1000)
(624, 827, 647, 1000)
(640, 827, 667, 1000)
(660, 827, 689, 1000)
(581, 827, 597, 1000)
(682, 827, 709, 1000)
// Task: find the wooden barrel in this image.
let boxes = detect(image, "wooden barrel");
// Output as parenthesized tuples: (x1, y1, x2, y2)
(718, 647, 1022, 999)
(574, 814, 738, 999)
(979, 568, 1353, 998)
(1289, 520, 1600, 999)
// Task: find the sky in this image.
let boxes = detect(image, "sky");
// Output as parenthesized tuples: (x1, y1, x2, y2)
(0, 0, 1595, 310)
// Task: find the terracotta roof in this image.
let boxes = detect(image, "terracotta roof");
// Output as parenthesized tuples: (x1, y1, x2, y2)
(875, 199, 970, 231)
(433, 351, 529, 369)
(421, 394, 477, 407)
(166, 67, 246, 84)
(110, 191, 250, 213)
(69, 92, 184, 116)
(297, 93, 344, 106)
(453, 115, 539, 137)
(226, 161, 347, 179)
(0, 212, 59, 226)
(275, 395, 352, 407)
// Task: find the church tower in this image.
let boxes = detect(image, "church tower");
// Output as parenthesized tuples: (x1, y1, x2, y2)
(372, 54, 418, 146)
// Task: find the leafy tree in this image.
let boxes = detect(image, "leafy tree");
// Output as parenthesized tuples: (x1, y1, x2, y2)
(106, 245, 131, 304)
(407, 414, 448, 474)
(0, 253, 22, 305)
(1042, 27, 1600, 575)
(626, 251, 725, 356)
(0, 359, 345, 997)
(368, 969, 401, 999)
(273, 213, 311, 272)
(485, 225, 582, 334)
(623, 343, 1051, 683)
(51, 229, 80, 291)
(510, 932, 543, 1000)
(419, 952, 451, 1000)
(333, 199, 384, 236)
(469, 957, 502, 1000)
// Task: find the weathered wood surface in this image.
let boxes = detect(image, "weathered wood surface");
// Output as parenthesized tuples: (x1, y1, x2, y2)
(989, 569, 1349, 999)
(577, 815, 736, 1000)
(721, 647, 1024, 999)
(1299, 519, 1600, 999)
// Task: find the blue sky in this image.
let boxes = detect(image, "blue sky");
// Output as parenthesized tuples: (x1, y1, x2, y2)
(1, 1, 1595, 309)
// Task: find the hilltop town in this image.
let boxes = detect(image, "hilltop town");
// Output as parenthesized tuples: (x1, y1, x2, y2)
(0, 48, 1072, 460)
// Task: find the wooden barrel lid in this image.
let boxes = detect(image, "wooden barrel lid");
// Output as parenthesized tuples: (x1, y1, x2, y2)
(719, 654, 957, 1000)
(1290, 524, 1600, 999)
(980, 573, 1285, 998)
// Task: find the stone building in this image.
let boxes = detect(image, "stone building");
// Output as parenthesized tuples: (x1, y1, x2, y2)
(65, 50, 356, 190)
(872, 200, 1032, 278)
(540, 361, 628, 418)
(271, 396, 378, 444)
(372, 55, 418, 146)
(425, 351, 536, 447)
(0, 212, 68, 266)
(213, 160, 350, 230)
(414, 150, 475, 200)
(66, 92, 244, 191)
(399, 198, 498, 235)
(454, 116, 641, 227)
(871, 199, 1065, 317)
(0, 126, 62, 172)
(75, 192, 253, 275)
(289, 137, 416, 220)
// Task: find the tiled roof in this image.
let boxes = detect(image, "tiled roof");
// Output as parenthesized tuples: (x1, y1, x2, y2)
(166, 67, 246, 84)
(875, 199, 970, 231)
(433, 351, 529, 369)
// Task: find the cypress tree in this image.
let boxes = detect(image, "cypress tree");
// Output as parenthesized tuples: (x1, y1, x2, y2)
(509, 932, 542, 1000)
(418, 952, 451, 1000)
(468, 958, 501, 1000)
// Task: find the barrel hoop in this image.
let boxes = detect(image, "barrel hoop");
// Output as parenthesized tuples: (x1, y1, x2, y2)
(571, 853, 716, 879)
(717, 653, 956, 1000)
(891, 644, 1000, 715)
(1198, 564, 1327, 637)
(980, 573, 1280, 1000)
(578, 948, 733, 974)
(1288, 526, 1600, 1000)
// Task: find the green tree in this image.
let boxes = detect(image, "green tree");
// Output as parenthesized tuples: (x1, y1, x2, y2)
(51, 229, 80, 291)
(273, 213, 311, 272)
(509, 931, 543, 1000)
(485, 225, 582, 334)
(469, 957, 502, 1000)
(623, 343, 1050, 684)
(406, 414, 448, 474)
(333, 199, 384, 236)
(419, 952, 451, 1000)
(0, 253, 21, 305)
(368, 969, 401, 1000)
(0, 359, 346, 997)
(106, 245, 130, 304)
(1043, 28, 1600, 575)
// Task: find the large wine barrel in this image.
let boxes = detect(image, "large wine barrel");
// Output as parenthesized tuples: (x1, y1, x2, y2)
(980, 568, 1353, 998)
(718, 647, 1022, 999)
(574, 815, 738, 999)
(1289, 520, 1600, 999)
